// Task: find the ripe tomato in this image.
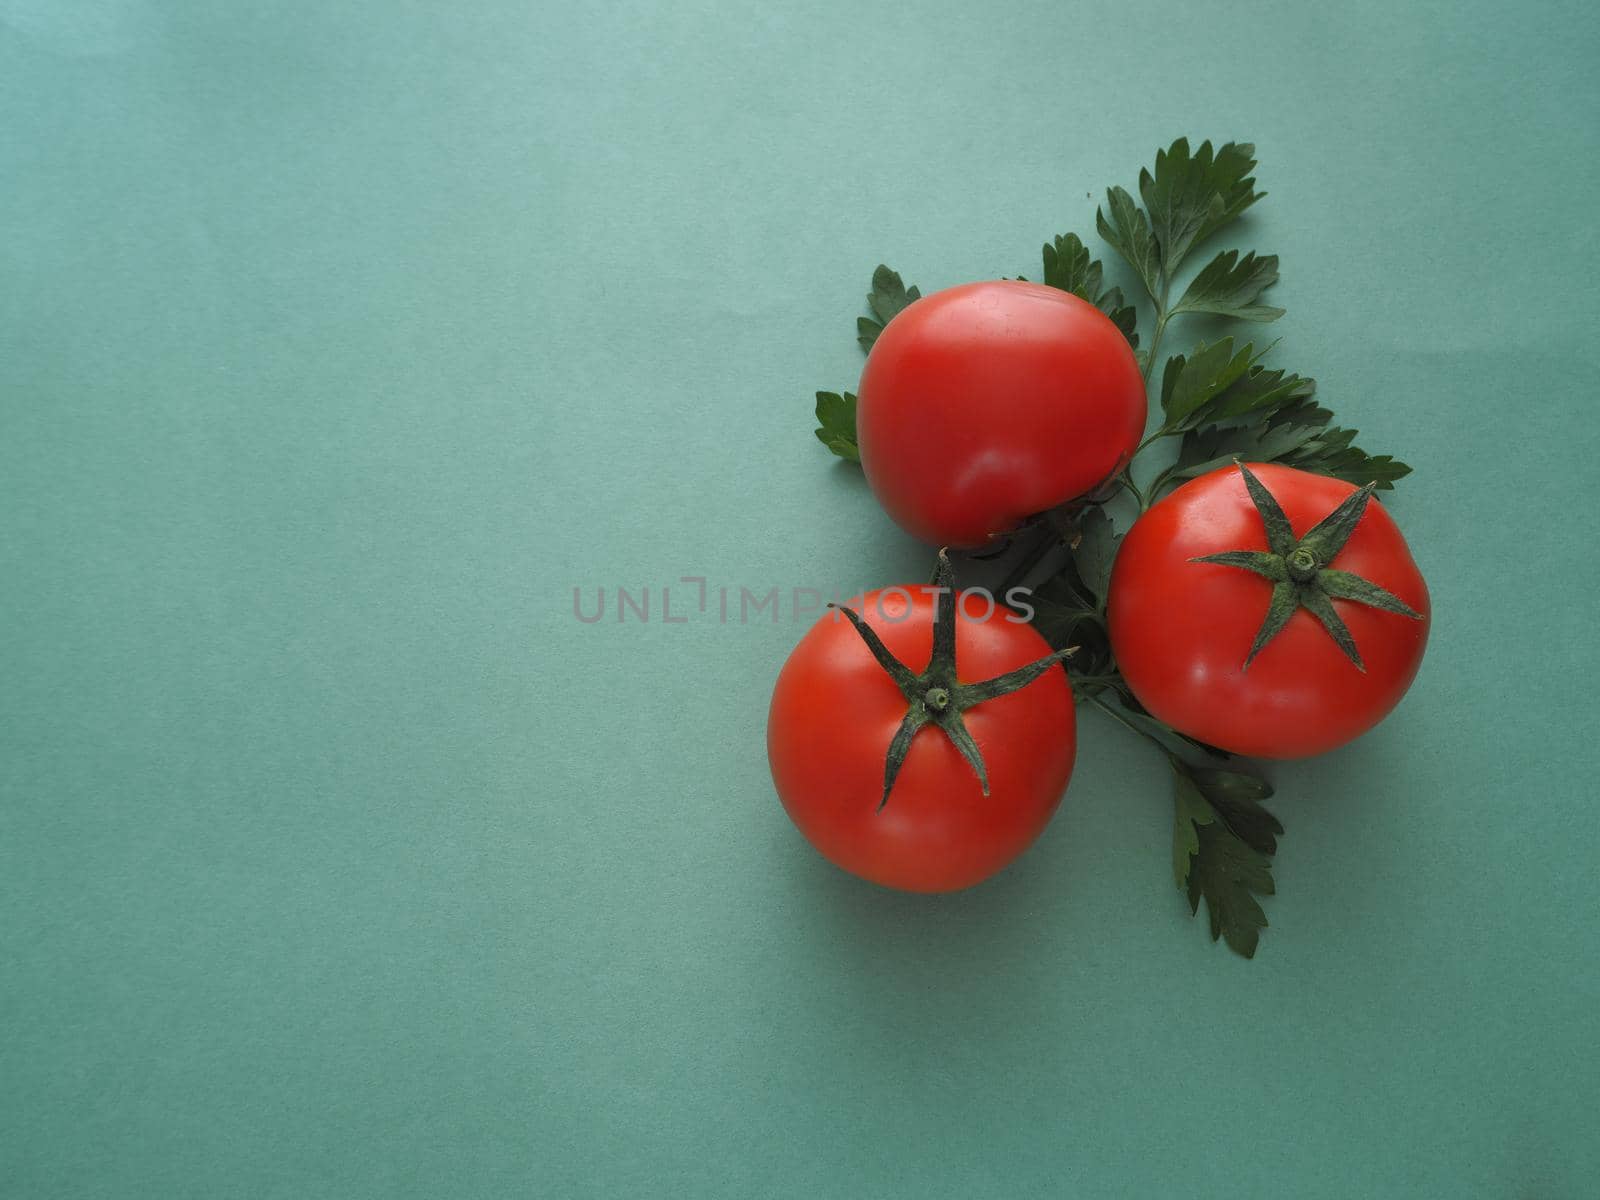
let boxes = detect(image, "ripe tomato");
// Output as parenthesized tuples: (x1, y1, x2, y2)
(857, 280, 1145, 548)
(1108, 463, 1430, 759)
(768, 580, 1076, 892)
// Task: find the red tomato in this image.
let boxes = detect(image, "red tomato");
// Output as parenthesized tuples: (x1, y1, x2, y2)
(857, 280, 1145, 548)
(768, 585, 1076, 892)
(1108, 463, 1430, 758)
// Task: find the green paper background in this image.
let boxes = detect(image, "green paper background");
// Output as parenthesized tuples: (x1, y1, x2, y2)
(3, 1, 1597, 1196)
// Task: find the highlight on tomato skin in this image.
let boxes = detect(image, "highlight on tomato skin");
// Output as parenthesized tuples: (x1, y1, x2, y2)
(767, 581, 1077, 893)
(1108, 462, 1430, 760)
(855, 280, 1146, 549)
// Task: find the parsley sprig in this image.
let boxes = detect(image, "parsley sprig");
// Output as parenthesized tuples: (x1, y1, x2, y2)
(810, 139, 1413, 957)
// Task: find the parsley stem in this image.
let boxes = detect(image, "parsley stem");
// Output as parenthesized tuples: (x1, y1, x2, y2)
(1142, 313, 1168, 384)
(1122, 276, 1175, 514)
(1134, 429, 1168, 456)
(1081, 689, 1163, 748)
(1080, 688, 1199, 760)
(1141, 275, 1172, 385)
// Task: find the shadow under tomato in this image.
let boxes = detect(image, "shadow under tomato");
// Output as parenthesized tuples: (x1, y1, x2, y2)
(769, 817, 1078, 1030)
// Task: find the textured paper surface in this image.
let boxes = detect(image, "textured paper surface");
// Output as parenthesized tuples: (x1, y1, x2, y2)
(2, 1, 1596, 1195)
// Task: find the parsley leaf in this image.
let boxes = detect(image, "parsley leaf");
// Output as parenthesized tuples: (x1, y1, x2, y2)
(1173, 419, 1324, 481)
(1172, 766, 1214, 885)
(1041, 231, 1100, 295)
(1171, 250, 1284, 322)
(1159, 338, 1256, 425)
(1041, 233, 1139, 348)
(1173, 394, 1412, 489)
(814, 391, 860, 461)
(1026, 591, 1104, 666)
(1160, 342, 1315, 431)
(1140, 139, 1264, 276)
(1029, 511, 1119, 676)
(1096, 187, 1161, 301)
(1188, 767, 1280, 854)
(1172, 760, 1280, 958)
(1283, 430, 1412, 488)
(857, 265, 921, 352)
(1197, 361, 1314, 422)
(1069, 505, 1119, 607)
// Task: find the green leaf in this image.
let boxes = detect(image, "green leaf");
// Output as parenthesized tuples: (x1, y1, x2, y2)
(1187, 820, 1274, 958)
(1041, 232, 1102, 297)
(1172, 768, 1215, 887)
(1171, 250, 1284, 322)
(1160, 338, 1255, 425)
(1164, 353, 1411, 490)
(1265, 396, 1334, 430)
(1070, 507, 1120, 606)
(1102, 292, 1139, 348)
(1200, 363, 1315, 422)
(1119, 690, 1233, 759)
(813, 391, 860, 461)
(1250, 397, 1410, 487)
(1203, 787, 1282, 858)
(1287, 438, 1413, 489)
(1139, 138, 1264, 275)
(1096, 186, 1161, 301)
(1041, 234, 1140, 350)
(1187, 764, 1274, 804)
(1024, 592, 1105, 664)
(1174, 424, 1316, 480)
(1172, 760, 1280, 958)
(857, 265, 921, 352)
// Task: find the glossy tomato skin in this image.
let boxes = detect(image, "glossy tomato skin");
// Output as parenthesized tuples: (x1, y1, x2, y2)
(1108, 464, 1430, 759)
(857, 280, 1146, 548)
(767, 587, 1076, 892)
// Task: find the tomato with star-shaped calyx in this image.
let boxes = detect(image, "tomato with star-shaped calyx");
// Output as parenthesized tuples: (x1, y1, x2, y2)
(768, 553, 1076, 892)
(1108, 462, 1430, 759)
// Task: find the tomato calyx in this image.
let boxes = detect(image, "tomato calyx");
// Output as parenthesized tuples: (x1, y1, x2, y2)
(829, 551, 1073, 810)
(1191, 462, 1423, 672)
